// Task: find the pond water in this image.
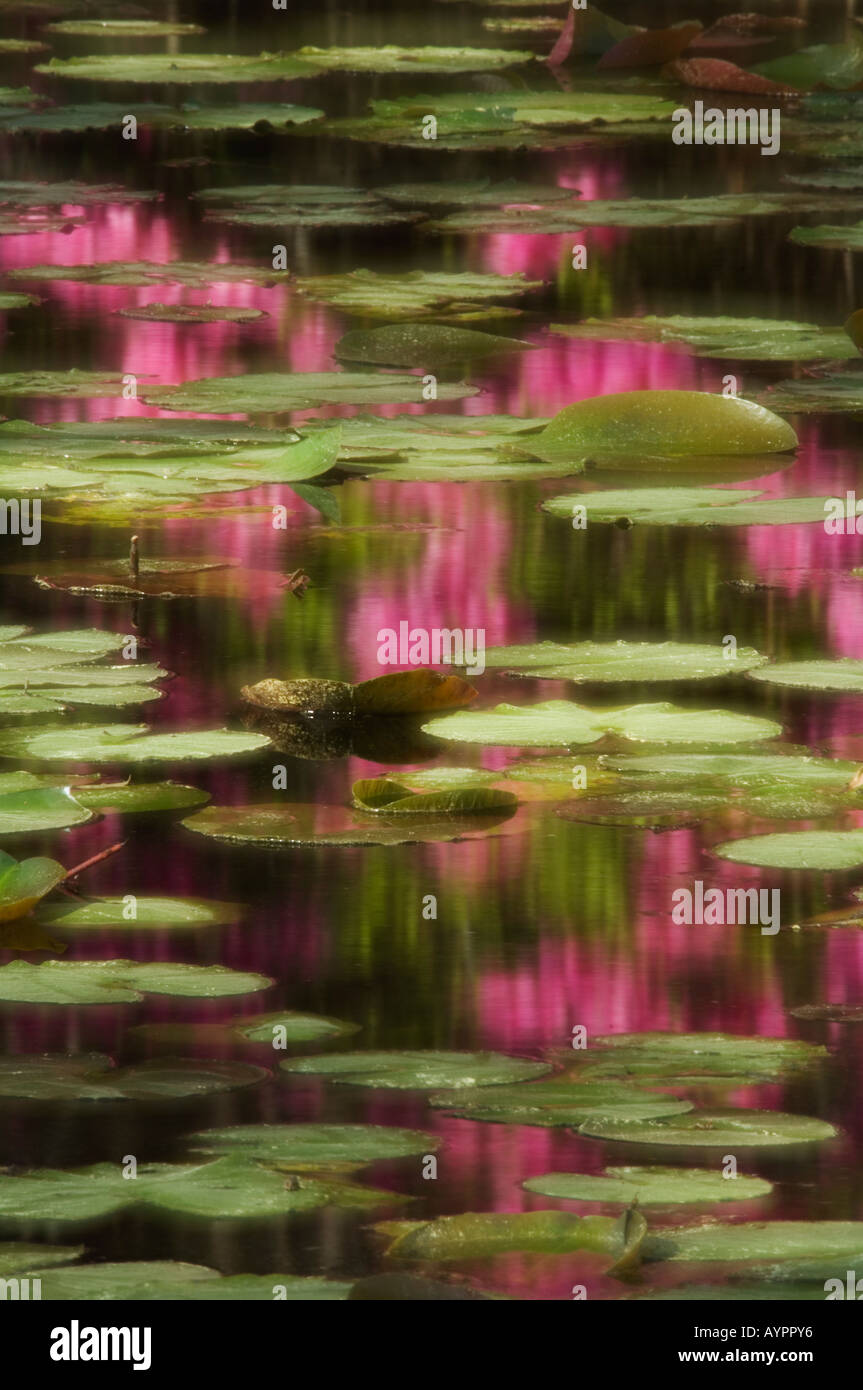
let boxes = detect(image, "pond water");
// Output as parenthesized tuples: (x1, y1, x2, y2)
(1, 0, 863, 1302)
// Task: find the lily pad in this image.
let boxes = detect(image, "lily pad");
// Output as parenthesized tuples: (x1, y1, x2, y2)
(577, 1110, 838, 1147)
(45, 19, 206, 34)
(376, 180, 574, 209)
(71, 781, 209, 815)
(377, 1207, 646, 1268)
(484, 640, 766, 683)
(232, 1011, 359, 1044)
(574, 1033, 827, 1081)
(0, 724, 270, 763)
(715, 829, 863, 870)
(0, 103, 324, 134)
(0, 371, 131, 398)
(0, 1243, 83, 1276)
(431, 1079, 693, 1126)
(351, 779, 517, 816)
(748, 659, 863, 692)
(35, 1262, 353, 1300)
(542, 487, 827, 527)
(601, 751, 859, 788)
(10, 261, 292, 288)
(0, 1054, 267, 1101)
(422, 700, 782, 748)
(280, 1050, 550, 1090)
(0, 1157, 398, 1223)
(759, 372, 863, 412)
(550, 316, 856, 362)
(117, 303, 266, 324)
(198, 186, 420, 232)
(790, 1004, 863, 1023)
(0, 293, 38, 310)
(143, 372, 476, 414)
(523, 1167, 772, 1205)
(0, 850, 66, 922)
(34, 897, 238, 929)
(0, 958, 271, 1004)
(645, 1221, 863, 1264)
(0, 787, 92, 835)
(190, 1123, 438, 1168)
(755, 37, 863, 91)
(789, 222, 863, 251)
(334, 324, 532, 370)
(36, 52, 319, 82)
(297, 45, 534, 74)
(181, 801, 516, 847)
(0, 180, 158, 207)
(294, 269, 543, 321)
(530, 392, 797, 464)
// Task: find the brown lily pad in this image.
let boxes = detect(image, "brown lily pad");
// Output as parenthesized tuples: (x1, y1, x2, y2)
(663, 57, 798, 93)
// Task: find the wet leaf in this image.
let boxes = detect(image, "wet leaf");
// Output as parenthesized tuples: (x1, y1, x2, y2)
(376, 180, 573, 209)
(354, 671, 478, 715)
(190, 1123, 438, 1168)
(576, 1033, 827, 1081)
(143, 372, 477, 414)
(422, 700, 781, 748)
(334, 324, 532, 370)
(755, 36, 863, 91)
(117, 303, 266, 324)
(0, 851, 66, 923)
(351, 778, 517, 816)
(663, 58, 797, 94)
(748, 659, 863, 691)
(0, 724, 271, 763)
(0, 1243, 83, 1276)
(790, 1004, 863, 1023)
(297, 45, 534, 74)
(280, 1050, 550, 1090)
(789, 222, 863, 251)
(715, 829, 863, 870)
(35, 897, 238, 929)
(71, 782, 209, 815)
(577, 1110, 837, 1147)
(0, 958, 271, 1004)
(431, 1079, 693, 1126)
(551, 316, 854, 361)
(0, 1054, 267, 1101)
(377, 1207, 646, 1266)
(0, 103, 324, 134)
(0, 787, 92, 835)
(431, 193, 859, 234)
(543, 487, 826, 528)
(36, 52, 319, 82)
(231, 1011, 359, 1044)
(645, 1221, 863, 1264)
(295, 269, 543, 320)
(10, 261, 292, 288)
(0, 371, 131, 398)
(34, 1262, 351, 1300)
(181, 801, 516, 847)
(241, 678, 354, 715)
(523, 1167, 772, 1205)
(484, 640, 766, 682)
(45, 19, 205, 34)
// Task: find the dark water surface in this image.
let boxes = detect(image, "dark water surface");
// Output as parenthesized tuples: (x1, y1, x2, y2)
(1, 0, 863, 1301)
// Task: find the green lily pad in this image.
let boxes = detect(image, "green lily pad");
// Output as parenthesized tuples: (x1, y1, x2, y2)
(143, 372, 476, 414)
(432, 193, 863, 235)
(297, 45, 534, 73)
(36, 52, 319, 82)
(190, 1123, 438, 1168)
(550, 316, 857, 362)
(71, 781, 209, 815)
(45, 19, 206, 34)
(482, 16, 563, 34)
(0, 1243, 83, 1276)
(758, 373, 863, 413)
(791, 1004, 863, 1023)
(35, 1262, 353, 1300)
(0, 371, 135, 398)
(117, 303, 266, 324)
(577, 1110, 838, 1147)
(181, 802, 516, 847)
(0, 1157, 399, 1223)
(351, 778, 517, 816)
(556, 789, 731, 829)
(198, 186, 421, 232)
(0, 958, 271, 1004)
(0, 787, 92, 834)
(484, 640, 766, 683)
(543, 487, 827, 527)
(422, 700, 782, 748)
(0, 103, 324, 134)
(0, 850, 66, 922)
(0, 724, 270, 763)
(645, 1220, 863, 1264)
(755, 36, 863, 91)
(748, 659, 863, 691)
(280, 1050, 550, 1090)
(0, 180, 158, 207)
(231, 1011, 359, 1044)
(530, 392, 797, 464)
(294, 269, 542, 321)
(601, 751, 859, 788)
(431, 1080, 693, 1126)
(0, 293, 38, 310)
(34, 897, 238, 929)
(574, 1033, 827, 1081)
(789, 222, 863, 251)
(715, 829, 863, 870)
(390, 767, 500, 793)
(0, 1054, 267, 1101)
(634, 1284, 826, 1301)
(523, 1167, 772, 1205)
(10, 262, 291, 288)
(376, 180, 573, 209)
(377, 1207, 646, 1268)
(334, 324, 532, 370)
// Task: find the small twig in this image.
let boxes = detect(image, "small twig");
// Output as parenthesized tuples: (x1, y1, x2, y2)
(63, 839, 126, 884)
(129, 535, 139, 582)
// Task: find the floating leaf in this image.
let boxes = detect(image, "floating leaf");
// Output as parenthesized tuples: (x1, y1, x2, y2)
(0, 1243, 83, 1276)
(598, 21, 702, 69)
(715, 829, 863, 870)
(298, 45, 534, 73)
(748, 659, 863, 691)
(0, 724, 270, 763)
(663, 57, 797, 93)
(71, 781, 209, 815)
(10, 261, 293, 288)
(543, 487, 826, 527)
(422, 700, 781, 748)
(34, 1261, 351, 1300)
(35, 897, 238, 929)
(351, 778, 517, 816)
(791, 1004, 863, 1023)
(0, 1055, 267, 1101)
(0, 787, 92, 835)
(36, 52, 319, 82)
(755, 36, 863, 91)
(117, 303, 266, 324)
(143, 372, 476, 414)
(295, 269, 543, 321)
(0, 958, 271, 1004)
(529, 391, 797, 464)
(0, 103, 324, 133)
(181, 801, 515, 847)
(376, 180, 573, 209)
(578, 1110, 837, 1147)
(45, 19, 205, 34)
(550, 316, 854, 361)
(601, 751, 859, 788)
(759, 372, 863, 411)
(0, 850, 66, 922)
(523, 1167, 772, 1205)
(232, 1011, 359, 1044)
(431, 1079, 693, 1126)
(354, 671, 478, 715)
(483, 640, 766, 683)
(335, 324, 532, 369)
(190, 1123, 438, 1168)
(280, 1050, 549, 1090)
(645, 1221, 863, 1264)
(573, 1033, 826, 1081)
(0, 371, 133, 398)
(377, 1207, 646, 1267)
(789, 222, 863, 251)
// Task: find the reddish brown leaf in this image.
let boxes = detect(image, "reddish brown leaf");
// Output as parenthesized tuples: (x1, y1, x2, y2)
(664, 57, 798, 94)
(597, 21, 702, 70)
(710, 13, 807, 36)
(548, 5, 641, 68)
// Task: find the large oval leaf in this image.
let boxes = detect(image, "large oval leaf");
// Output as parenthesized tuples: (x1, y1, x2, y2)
(189, 1123, 438, 1168)
(0, 959, 271, 1004)
(281, 1050, 550, 1089)
(715, 830, 863, 870)
(0, 724, 270, 763)
(578, 1110, 838, 1147)
(484, 640, 766, 682)
(422, 700, 781, 747)
(523, 1167, 772, 1205)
